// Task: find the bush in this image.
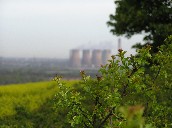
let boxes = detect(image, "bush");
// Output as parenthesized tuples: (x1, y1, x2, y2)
(54, 35, 172, 128)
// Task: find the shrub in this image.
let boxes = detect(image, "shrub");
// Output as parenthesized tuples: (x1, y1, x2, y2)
(54, 35, 172, 128)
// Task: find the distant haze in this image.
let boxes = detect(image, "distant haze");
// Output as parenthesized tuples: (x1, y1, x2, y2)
(77, 41, 116, 50)
(0, 0, 144, 59)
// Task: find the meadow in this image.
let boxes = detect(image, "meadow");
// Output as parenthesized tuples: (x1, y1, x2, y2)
(0, 80, 78, 128)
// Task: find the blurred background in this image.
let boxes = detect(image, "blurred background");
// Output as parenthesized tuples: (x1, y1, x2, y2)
(0, 0, 144, 85)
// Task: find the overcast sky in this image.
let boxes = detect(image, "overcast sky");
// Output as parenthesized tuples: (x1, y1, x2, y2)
(0, 0, 144, 59)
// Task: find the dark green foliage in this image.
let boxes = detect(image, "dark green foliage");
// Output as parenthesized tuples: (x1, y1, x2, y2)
(0, 99, 60, 128)
(107, 0, 172, 52)
(54, 36, 172, 127)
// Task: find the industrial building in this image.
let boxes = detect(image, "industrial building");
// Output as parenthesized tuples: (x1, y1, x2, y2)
(69, 49, 111, 68)
(69, 39, 123, 68)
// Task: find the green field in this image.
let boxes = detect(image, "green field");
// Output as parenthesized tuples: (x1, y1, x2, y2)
(0, 80, 78, 128)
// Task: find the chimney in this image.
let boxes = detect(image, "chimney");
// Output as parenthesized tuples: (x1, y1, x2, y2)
(118, 38, 121, 50)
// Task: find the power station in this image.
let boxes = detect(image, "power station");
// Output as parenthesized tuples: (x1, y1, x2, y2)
(69, 38, 122, 68)
(69, 49, 111, 68)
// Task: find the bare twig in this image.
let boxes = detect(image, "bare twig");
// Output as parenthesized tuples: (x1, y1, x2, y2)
(98, 107, 115, 128)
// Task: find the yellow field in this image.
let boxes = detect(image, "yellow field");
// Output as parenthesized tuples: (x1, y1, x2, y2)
(0, 80, 78, 118)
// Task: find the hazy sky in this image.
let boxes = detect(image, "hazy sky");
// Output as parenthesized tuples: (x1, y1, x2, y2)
(0, 0, 143, 59)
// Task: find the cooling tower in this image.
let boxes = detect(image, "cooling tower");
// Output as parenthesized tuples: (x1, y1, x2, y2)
(102, 49, 111, 65)
(70, 49, 81, 67)
(82, 50, 91, 67)
(92, 49, 102, 67)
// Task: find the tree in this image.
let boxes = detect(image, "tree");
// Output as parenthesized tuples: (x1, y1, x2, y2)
(107, 0, 172, 52)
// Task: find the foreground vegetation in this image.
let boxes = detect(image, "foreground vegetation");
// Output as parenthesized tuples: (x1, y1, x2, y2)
(54, 36, 172, 128)
(0, 80, 78, 127)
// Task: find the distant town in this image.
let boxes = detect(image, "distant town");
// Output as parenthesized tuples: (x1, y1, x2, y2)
(0, 49, 112, 85)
